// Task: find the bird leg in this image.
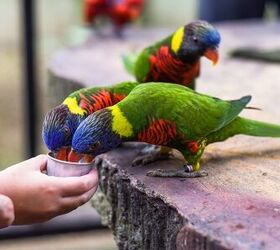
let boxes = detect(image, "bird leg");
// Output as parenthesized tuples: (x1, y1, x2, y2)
(146, 163, 207, 178)
(147, 140, 208, 178)
(132, 145, 172, 167)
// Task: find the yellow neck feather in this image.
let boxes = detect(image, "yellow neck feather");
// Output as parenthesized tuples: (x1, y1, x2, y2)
(63, 97, 87, 116)
(171, 26, 184, 54)
(109, 106, 133, 138)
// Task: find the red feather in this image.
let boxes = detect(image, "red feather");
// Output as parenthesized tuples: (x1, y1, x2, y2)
(137, 119, 177, 145)
(83, 0, 144, 29)
(147, 46, 200, 86)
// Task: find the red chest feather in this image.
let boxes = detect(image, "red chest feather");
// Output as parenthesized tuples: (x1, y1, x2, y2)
(137, 119, 177, 145)
(147, 46, 200, 86)
(79, 90, 126, 114)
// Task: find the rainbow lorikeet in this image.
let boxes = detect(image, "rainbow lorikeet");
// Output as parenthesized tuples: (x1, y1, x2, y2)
(84, 0, 144, 36)
(123, 20, 221, 89)
(42, 81, 139, 160)
(71, 83, 280, 178)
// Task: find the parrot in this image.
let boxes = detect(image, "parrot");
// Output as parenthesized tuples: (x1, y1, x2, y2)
(71, 82, 280, 178)
(84, 0, 145, 36)
(42, 81, 139, 161)
(123, 20, 221, 90)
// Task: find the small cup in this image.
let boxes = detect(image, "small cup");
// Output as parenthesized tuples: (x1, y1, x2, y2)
(47, 152, 95, 177)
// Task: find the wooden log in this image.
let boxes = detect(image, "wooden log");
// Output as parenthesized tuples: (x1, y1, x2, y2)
(48, 23, 280, 249)
(90, 141, 280, 250)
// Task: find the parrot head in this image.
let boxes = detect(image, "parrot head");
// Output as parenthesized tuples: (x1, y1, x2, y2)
(42, 104, 81, 152)
(71, 109, 123, 157)
(171, 20, 221, 65)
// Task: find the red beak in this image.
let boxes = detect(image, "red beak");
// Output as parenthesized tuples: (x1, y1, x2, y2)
(55, 147, 68, 161)
(204, 48, 219, 65)
(68, 149, 83, 162)
(82, 155, 94, 163)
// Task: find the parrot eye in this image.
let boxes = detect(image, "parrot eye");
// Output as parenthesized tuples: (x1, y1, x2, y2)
(64, 127, 70, 135)
(192, 36, 198, 43)
(89, 141, 101, 152)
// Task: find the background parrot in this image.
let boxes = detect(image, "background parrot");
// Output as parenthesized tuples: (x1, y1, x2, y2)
(71, 83, 280, 178)
(42, 81, 139, 161)
(84, 0, 145, 36)
(123, 20, 221, 89)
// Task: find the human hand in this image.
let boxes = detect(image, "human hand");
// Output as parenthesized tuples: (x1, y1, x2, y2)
(0, 155, 99, 225)
(0, 194, 14, 228)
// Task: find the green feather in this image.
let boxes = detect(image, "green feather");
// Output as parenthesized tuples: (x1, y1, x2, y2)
(122, 53, 137, 76)
(207, 117, 280, 144)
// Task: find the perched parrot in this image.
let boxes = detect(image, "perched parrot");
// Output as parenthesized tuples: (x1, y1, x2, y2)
(123, 20, 221, 89)
(42, 81, 139, 161)
(71, 83, 280, 178)
(84, 0, 144, 36)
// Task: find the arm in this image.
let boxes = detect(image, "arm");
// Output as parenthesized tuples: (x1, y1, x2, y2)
(0, 155, 99, 225)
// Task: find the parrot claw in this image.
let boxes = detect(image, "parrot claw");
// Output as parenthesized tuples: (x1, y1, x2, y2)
(132, 151, 172, 167)
(146, 168, 208, 178)
(132, 145, 172, 167)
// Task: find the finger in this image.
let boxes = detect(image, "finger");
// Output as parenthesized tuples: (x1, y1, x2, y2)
(29, 155, 48, 171)
(59, 185, 98, 215)
(51, 168, 99, 197)
(0, 195, 15, 227)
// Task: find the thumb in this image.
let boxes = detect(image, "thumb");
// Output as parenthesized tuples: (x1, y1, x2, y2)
(29, 154, 48, 171)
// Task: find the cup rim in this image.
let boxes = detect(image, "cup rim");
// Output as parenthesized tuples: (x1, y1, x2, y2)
(47, 152, 94, 166)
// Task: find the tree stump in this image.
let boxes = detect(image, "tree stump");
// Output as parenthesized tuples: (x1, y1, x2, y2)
(48, 23, 280, 249)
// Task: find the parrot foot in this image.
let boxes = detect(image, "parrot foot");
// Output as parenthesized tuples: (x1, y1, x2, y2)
(132, 152, 171, 167)
(132, 145, 172, 167)
(146, 164, 208, 178)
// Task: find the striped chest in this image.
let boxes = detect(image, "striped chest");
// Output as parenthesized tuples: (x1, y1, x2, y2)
(137, 118, 177, 146)
(79, 90, 126, 114)
(146, 46, 200, 86)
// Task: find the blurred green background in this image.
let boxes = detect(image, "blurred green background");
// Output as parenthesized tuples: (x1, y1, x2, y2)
(0, 0, 197, 170)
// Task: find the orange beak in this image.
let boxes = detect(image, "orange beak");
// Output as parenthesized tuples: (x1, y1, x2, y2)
(204, 48, 219, 65)
(82, 155, 94, 163)
(55, 147, 68, 161)
(68, 149, 83, 162)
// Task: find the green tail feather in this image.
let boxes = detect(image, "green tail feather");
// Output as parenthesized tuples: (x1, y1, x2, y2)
(122, 53, 137, 75)
(228, 95, 252, 117)
(218, 95, 252, 129)
(238, 117, 280, 137)
(207, 116, 280, 144)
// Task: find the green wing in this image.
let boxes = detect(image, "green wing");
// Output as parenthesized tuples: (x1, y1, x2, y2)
(118, 83, 251, 140)
(122, 53, 138, 75)
(134, 48, 151, 82)
(67, 81, 139, 103)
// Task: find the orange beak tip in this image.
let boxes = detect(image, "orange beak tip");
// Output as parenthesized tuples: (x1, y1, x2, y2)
(68, 149, 82, 162)
(204, 48, 219, 66)
(55, 148, 67, 161)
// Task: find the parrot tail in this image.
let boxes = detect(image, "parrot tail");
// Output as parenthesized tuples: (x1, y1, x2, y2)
(218, 95, 252, 130)
(206, 116, 280, 144)
(122, 53, 137, 75)
(238, 117, 280, 137)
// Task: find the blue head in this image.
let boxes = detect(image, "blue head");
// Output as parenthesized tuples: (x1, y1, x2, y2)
(72, 109, 123, 156)
(172, 20, 221, 64)
(42, 104, 81, 151)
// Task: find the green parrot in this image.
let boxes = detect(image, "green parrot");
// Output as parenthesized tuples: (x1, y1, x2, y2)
(123, 20, 220, 89)
(71, 83, 280, 177)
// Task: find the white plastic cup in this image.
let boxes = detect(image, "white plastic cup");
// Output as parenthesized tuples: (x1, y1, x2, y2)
(47, 152, 95, 177)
